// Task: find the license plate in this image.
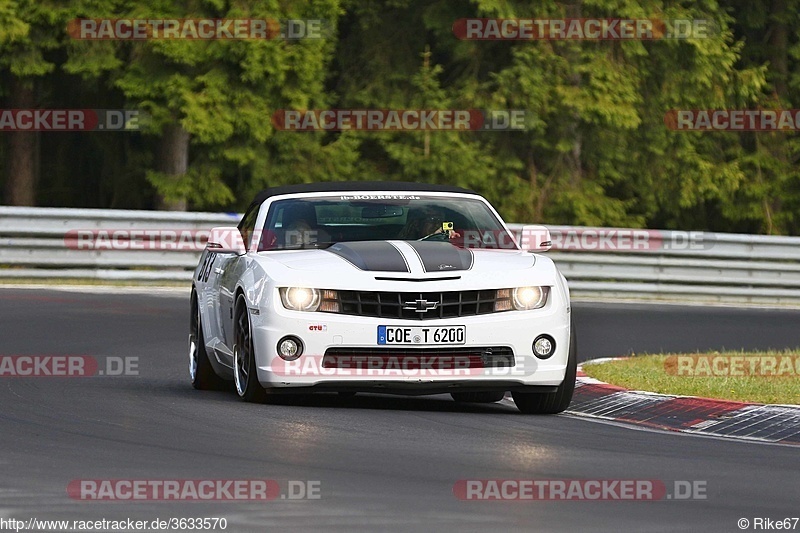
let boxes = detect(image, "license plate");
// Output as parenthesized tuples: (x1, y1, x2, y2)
(377, 325, 466, 345)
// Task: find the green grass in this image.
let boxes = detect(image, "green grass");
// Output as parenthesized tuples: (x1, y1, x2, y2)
(582, 351, 800, 405)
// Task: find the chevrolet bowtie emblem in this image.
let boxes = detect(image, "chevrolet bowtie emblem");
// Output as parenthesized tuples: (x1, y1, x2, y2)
(403, 299, 439, 313)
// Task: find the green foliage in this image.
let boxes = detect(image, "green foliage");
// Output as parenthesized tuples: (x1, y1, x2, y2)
(1, 0, 799, 234)
(0, 0, 68, 78)
(146, 165, 234, 208)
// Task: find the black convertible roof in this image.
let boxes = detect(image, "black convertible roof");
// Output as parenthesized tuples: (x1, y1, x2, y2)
(250, 181, 478, 206)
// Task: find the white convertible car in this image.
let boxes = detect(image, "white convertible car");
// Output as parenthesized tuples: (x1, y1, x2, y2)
(189, 182, 576, 414)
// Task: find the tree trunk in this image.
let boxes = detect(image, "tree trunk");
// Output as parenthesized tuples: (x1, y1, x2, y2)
(155, 123, 190, 211)
(565, 1, 583, 188)
(3, 76, 38, 206)
(768, 0, 788, 99)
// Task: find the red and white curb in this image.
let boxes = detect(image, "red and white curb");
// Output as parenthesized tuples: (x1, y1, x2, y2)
(562, 358, 800, 445)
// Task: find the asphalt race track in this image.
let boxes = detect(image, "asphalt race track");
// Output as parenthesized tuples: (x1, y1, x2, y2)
(0, 288, 798, 532)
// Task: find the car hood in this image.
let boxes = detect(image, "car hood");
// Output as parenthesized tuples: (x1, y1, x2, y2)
(259, 240, 536, 276)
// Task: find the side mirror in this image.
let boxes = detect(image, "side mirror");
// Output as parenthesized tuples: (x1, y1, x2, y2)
(208, 227, 247, 255)
(519, 225, 552, 252)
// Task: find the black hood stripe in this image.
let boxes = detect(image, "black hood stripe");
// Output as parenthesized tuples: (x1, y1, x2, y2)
(403, 241, 474, 273)
(325, 241, 410, 272)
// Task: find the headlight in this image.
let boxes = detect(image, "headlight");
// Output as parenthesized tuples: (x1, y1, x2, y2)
(279, 288, 339, 312)
(495, 287, 549, 311)
(280, 288, 321, 312)
(513, 286, 548, 310)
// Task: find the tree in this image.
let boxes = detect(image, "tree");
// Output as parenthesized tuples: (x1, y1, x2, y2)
(108, 0, 344, 211)
(0, 0, 68, 205)
(719, 0, 800, 234)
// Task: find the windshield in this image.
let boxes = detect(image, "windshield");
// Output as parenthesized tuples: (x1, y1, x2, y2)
(256, 195, 517, 251)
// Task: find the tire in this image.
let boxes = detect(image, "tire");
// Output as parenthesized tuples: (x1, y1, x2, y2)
(233, 294, 268, 403)
(189, 292, 227, 391)
(451, 391, 506, 403)
(512, 321, 577, 414)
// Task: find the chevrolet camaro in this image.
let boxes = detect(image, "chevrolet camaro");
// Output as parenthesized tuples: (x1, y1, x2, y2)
(189, 182, 576, 414)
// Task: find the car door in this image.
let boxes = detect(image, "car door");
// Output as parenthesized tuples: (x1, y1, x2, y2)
(194, 247, 223, 350)
(218, 205, 259, 354)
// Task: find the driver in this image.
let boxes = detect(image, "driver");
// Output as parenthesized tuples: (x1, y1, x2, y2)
(282, 203, 318, 247)
(398, 208, 460, 240)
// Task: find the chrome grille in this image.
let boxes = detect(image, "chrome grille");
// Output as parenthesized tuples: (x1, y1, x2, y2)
(325, 290, 502, 320)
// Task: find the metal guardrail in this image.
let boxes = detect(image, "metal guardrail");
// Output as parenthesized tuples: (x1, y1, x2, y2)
(0, 207, 236, 281)
(533, 226, 800, 306)
(2, 206, 800, 306)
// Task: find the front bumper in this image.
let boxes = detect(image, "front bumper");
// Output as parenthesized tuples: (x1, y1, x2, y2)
(250, 292, 571, 391)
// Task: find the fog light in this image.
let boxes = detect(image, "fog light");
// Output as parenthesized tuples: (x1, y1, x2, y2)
(277, 336, 303, 361)
(533, 335, 555, 359)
